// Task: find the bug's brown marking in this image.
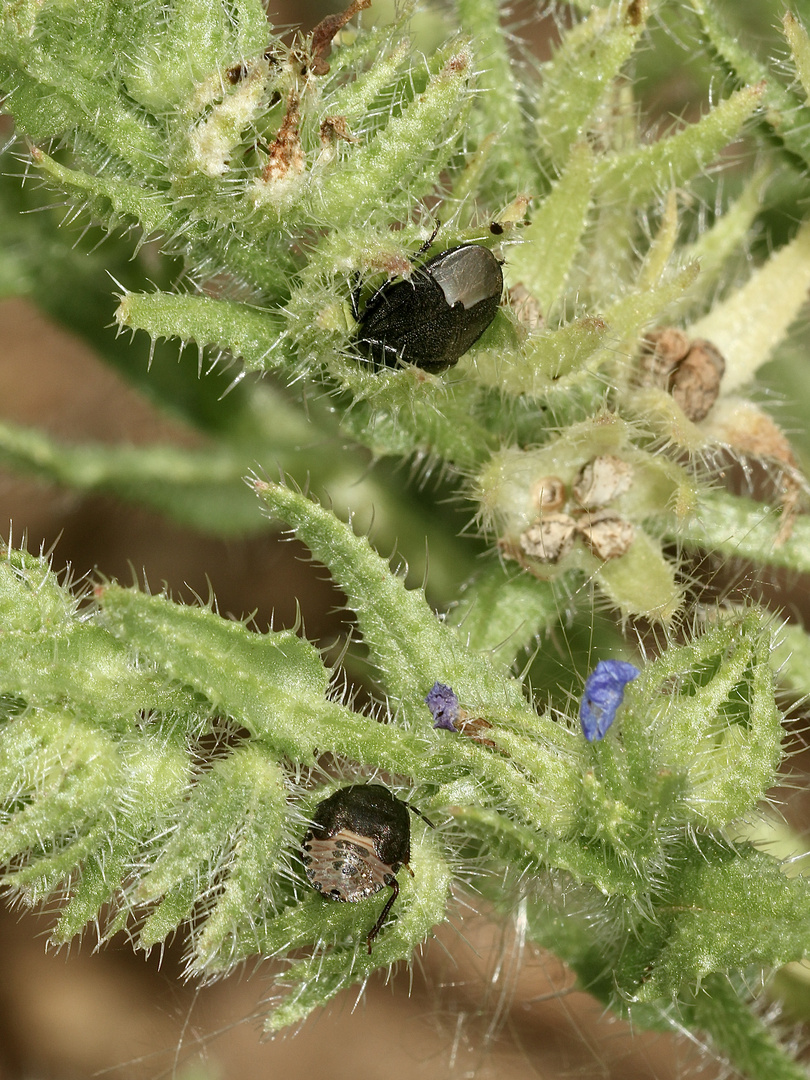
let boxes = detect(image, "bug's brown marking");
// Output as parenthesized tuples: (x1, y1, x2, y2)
(304, 828, 397, 901)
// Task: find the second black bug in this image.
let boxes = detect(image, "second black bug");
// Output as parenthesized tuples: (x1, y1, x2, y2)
(354, 243, 503, 374)
(301, 783, 433, 953)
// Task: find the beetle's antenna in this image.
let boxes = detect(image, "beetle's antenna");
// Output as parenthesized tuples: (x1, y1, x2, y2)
(405, 802, 435, 829)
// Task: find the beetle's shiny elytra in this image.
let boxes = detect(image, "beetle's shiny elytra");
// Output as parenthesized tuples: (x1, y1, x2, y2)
(355, 244, 503, 374)
(301, 783, 430, 952)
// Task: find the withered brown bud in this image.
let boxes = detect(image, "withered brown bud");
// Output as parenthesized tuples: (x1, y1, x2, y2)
(520, 513, 577, 563)
(573, 456, 634, 509)
(639, 328, 725, 422)
(532, 476, 566, 512)
(577, 512, 635, 561)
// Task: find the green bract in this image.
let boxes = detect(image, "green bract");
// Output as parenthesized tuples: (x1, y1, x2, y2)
(2, 0, 810, 1075)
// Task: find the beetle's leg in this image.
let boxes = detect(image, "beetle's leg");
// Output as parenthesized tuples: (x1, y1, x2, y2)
(366, 877, 399, 953)
(350, 271, 362, 321)
(411, 219, 441, 261)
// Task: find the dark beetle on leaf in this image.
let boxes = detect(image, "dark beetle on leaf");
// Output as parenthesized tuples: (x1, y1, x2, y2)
(354, 243, 504, 374)
(302, 783, 433, 952)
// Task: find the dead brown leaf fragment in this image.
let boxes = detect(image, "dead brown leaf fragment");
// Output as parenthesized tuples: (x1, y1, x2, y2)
(320, 115, 358, 145)
(455, 711, 498, 750)
(261, 91, 305, 183)
(310, 0, 372, 76)
(508, 284, 544, 332)
(708, 400, 804, 546)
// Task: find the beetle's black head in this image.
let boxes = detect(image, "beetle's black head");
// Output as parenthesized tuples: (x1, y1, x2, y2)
(309, 783, 411, 867)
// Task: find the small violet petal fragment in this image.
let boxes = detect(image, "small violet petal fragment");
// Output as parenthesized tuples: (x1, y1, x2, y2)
(579, 660, 640, 742)
(426, 681, 460, 731)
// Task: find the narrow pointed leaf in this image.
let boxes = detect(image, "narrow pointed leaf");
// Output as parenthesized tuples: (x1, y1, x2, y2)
(689, 220, 810, 391)
(596, 85, 763, 206)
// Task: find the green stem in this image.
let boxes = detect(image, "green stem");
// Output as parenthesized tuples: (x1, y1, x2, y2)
(685, 974, 809, 1080)
(674, 492, 810, 574)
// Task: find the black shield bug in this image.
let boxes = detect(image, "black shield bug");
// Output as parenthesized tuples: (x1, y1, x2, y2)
(301, 783, 434, 952)
(354, 243, 504, 374)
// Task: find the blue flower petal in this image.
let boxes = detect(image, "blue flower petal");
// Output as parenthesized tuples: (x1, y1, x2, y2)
(579, 660, 640, 741)
(425, 681, 460, 731)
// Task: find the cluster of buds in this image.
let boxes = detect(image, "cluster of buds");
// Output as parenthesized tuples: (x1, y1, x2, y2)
(476, 414, 697, 619)
(518, 454, 637, 565)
